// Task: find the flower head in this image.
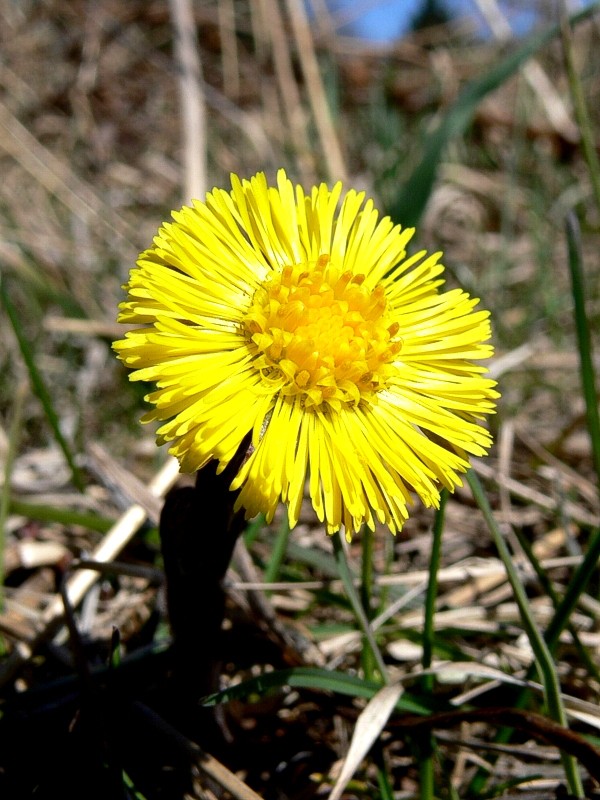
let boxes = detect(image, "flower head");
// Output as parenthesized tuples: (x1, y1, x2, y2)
(114, 170, 498, 538)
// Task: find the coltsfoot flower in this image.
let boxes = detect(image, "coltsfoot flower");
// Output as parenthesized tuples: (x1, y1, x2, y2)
(114, 170, 499, 537)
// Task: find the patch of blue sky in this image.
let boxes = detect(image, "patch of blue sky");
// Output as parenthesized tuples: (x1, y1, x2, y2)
(316, 0, 596, 43)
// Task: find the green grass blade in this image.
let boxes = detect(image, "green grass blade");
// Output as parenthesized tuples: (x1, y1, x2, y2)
(0, 275, 85, 491)
(565, 213, 600, 495)
(375, 765, 395, 800)
(263, 514, 291, 590)
(561, 12, 600, 219)
(8, 498, 115, 534)
(387, 2, 600, 227)
(541, 212, 600, 646)
(512, 522, 600, 682)
(286, 538, 340, 577)
(467, 470, 584, 797)
(333, 531, 389, 682)
(543, 526, 600, 652)
(360, 525, 376, 680)
(422, 490, 447, 687)
(200, 665, 431, 715)
(0, 382, 27, 614)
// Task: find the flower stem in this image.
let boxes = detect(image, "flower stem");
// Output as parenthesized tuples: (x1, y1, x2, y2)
(160, 454, 247, 729)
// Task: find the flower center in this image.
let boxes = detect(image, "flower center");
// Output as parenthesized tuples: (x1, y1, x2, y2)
(243, 255, 401, 410)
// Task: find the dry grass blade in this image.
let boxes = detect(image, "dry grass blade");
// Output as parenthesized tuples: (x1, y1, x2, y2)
(43, 315, 127, 339)
(168, 0, 207, 201)
(197, 749, 266, 800)
(474, 0, 578, 141)
(217, 0, 240, 99)
(86, 441, 163, 523)
(253, 0, 315, 181)
(473, 460, 599, 527)
(284, 0, 347, 182)
(0, 101, 137, 245)
(328, 682, 404, 800)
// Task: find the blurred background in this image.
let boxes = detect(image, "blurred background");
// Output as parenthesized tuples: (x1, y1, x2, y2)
(1, 0, 598, 463)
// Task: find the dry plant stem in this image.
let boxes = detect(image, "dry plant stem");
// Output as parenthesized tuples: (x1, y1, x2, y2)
(473, 459, 598, 528)
(475, 0, 578, 141)
(217, 0, 240, 99)
(0, 101, 136, 245)
(467, 469, 584, 798)
(87, 441, 163, 522)
(390, 707, 600, 783)
(168, 0, 207, 201)
(254, 0, 314, 182)
(232, 536, 322, 665)
(284, 0, 347, 182)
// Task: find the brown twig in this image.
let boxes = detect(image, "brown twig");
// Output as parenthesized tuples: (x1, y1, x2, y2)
(391, 706, 600, 782)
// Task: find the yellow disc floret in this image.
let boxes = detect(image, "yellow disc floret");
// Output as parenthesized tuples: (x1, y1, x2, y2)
(243, 255, 402, 412)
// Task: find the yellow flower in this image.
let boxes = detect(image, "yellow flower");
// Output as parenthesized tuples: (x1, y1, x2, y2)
(114, 170, 498, 538)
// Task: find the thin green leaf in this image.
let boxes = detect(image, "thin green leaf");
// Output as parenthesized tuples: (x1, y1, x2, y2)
(0, 274, 85, 491)
(420, 489, 447, 800)
(561, 11, 600, 220)
(286, 539, 340, 577)
(511, 216, 600, 659)
(200, 665, 431, 715)
(565, 213, 600, 496)
(333, 531, 389, 682)
(360, 524, 376, 680)
(263, 514, 291, 590)
(1, 383, 27, 615)
(8, 498, 115, 533)
(467, 470, 584, 797)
